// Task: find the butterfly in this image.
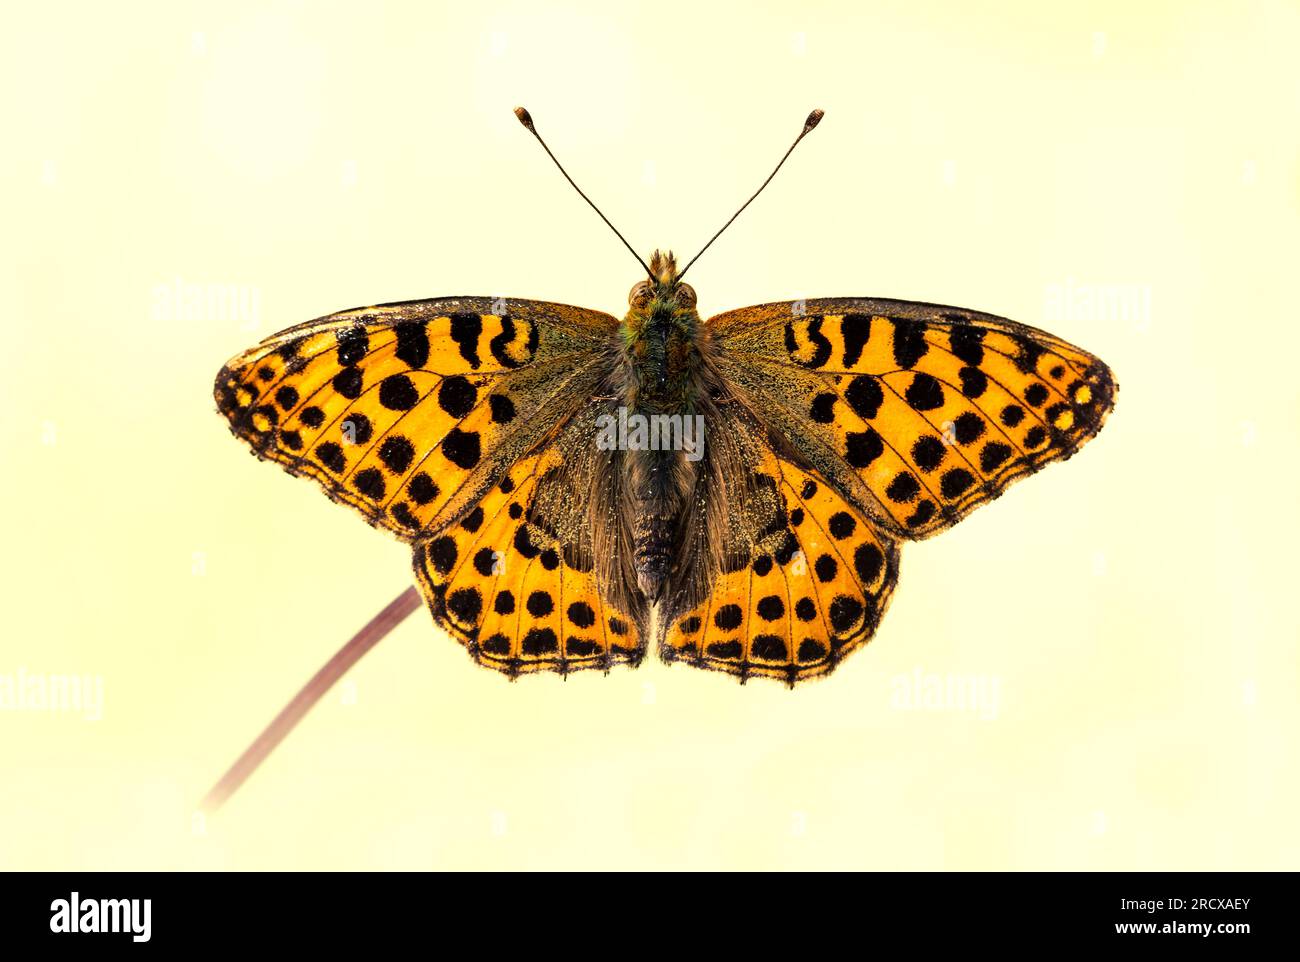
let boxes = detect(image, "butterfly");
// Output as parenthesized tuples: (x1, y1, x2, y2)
(215, 107, 1116, 688)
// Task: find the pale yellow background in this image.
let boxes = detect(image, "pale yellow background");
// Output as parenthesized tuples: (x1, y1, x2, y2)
(2, 0, 1297, 871)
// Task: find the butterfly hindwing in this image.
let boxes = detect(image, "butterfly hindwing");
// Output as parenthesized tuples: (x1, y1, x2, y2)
(215, 297, 617, 539)
(414, 445, 644, 677)
(661, 439, 900, 685)
(709, 298, 1117, 539)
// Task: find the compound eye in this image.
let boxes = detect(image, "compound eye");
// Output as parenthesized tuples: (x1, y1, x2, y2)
(629, 280, 653, 308)
(675, 283, 697, 309)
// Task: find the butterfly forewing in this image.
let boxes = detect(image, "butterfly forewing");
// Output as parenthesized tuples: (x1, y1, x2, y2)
(709, 298, 1117, 540)
(215, 297, 618, 539)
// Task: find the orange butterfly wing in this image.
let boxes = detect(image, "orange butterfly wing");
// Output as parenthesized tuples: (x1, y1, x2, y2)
(660, 444, 900, 685)
(215, 297, 614, 539)
(216, 296, 643, 677)
(657, 297, 1116, 684)
(413, 444, 643, 677)
(710, 299, 1117, 539)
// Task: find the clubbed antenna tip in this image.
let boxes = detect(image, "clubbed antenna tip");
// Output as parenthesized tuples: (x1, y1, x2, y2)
(512, 105, 653, 278)
(677, 107, 826, 281)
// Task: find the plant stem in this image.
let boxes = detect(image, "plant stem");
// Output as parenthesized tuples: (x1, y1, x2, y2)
(200, 585, 421, 812)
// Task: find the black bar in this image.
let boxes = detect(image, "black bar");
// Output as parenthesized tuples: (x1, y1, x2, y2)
(0, 871, 1283, 948)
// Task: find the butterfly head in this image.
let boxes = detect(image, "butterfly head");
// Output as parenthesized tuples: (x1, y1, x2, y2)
(628, 249, 697, 314)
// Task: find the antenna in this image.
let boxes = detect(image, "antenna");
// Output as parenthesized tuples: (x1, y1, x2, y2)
(677, 108, 824, 281)
(514, 107, 653, 279)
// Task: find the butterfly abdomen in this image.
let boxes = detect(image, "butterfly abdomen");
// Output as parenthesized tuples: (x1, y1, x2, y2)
(631, 483, 675, 598)
(617, 283, 708, 604)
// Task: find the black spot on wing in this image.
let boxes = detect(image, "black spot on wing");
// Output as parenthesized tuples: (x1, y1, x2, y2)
(958, 366, 988, 399)
(333, 368, 363, 400)
(810, 393, 837, 423)
(828, 595, 865, 637)
(439, 428, 480, 470)
(342, 413, 372, 445)
(425, 536, 458, 575)
(905, 373, 945, 411)
(891, 317, 929, 369)
(752, 635, 787, 661)
(390, 501, 419, 530)
(378, 435, 415, 474)
(845, 428, 884, 468)
(714, 604, 743, 630)
(526, 590, 554, 617)
(980, 442, 1013, 472)
(906, 500, 936, 528)
(953, 412, 985, 445)
(316, 442, 345, 473)
(408, 472, 439, 504)
(1012, 335, 1046, 375)
(489, 394, 515, 423)
(886, 472, 920, 503)
(438, 375, 478, 418)
(460, 506, 484, 532)
(940, 468, 975, 499)
(707, 640, 742, 660)
(798, 639, 827, 662)
(948, 327, 985, 365)
(448, 312, 482, 369)
(379, 374, 419, 410)
(394, 320, 430, 369)
(473, 548, 497, 576)
(522, 627, 558, 655)
(853, 543, 883, 583)
(828, 512, 856, 539)
(912, 435, 946, 473)
(336, 324, 368, 366)
(567, 602, 596, 628)
(841, 313, 872, 367)
(845, 376, 884, 419)
(354, 467, 386, 500)
(447, 587, 482, 624)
